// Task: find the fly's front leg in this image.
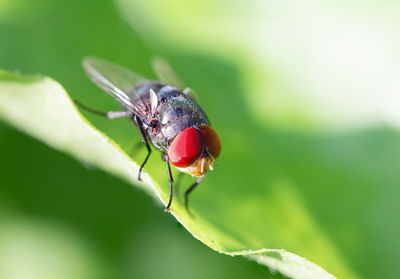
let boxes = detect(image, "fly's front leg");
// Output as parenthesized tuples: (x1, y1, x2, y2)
(133, 115, 151, 181)
(74, 100, 131, 119)
(163, 153, 174, 212)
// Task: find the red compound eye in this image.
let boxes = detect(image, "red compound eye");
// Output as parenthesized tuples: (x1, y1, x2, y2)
(168, 127, 203, 168)
(200, 125, 221, 160)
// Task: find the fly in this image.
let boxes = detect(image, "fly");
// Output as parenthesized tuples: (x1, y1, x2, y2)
(76, 57, 221, 213)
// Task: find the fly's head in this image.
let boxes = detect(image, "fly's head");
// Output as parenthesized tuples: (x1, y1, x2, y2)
(168, 125, 221, 176)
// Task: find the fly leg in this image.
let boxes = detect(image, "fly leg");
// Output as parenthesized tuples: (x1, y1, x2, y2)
(163, 153, 174, 212)
(74, 100, 151, 181)
(185, 175, 205, 213)
(74, 100, 131, 119)
(133, 115, 151, 181)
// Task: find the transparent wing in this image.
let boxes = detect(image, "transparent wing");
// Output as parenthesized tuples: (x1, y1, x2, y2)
(152, 57, 185, 89)
(152, 57, 199, 102)
(82, 57, 149, 117)
(183, 87, 199, 102)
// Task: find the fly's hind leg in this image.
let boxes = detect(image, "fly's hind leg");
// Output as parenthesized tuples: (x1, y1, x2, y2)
(73, 100, 131, 119)
(133, 115, 152, 181)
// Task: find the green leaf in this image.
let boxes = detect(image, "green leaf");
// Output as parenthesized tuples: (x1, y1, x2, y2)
(0, 70, 346, 279)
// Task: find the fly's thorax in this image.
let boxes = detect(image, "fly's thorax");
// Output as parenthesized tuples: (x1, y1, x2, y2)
(149, 86, 210, 151)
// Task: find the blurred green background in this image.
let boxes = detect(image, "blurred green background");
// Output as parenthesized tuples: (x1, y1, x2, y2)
(1, 0, 400, 278)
